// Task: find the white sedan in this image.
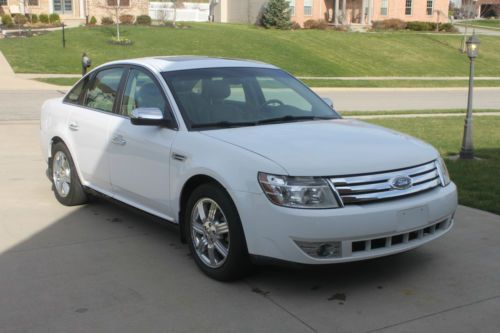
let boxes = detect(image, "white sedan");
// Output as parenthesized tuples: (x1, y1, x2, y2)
(40, 57, 457, 280)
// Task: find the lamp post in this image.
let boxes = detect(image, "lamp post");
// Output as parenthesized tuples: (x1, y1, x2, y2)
(459, 33, 480, 160)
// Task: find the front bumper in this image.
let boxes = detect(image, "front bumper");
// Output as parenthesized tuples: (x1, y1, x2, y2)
(235, 183, 457, 264)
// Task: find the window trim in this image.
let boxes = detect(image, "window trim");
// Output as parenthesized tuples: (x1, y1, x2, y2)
(405, 0, 412, 16)
(117, 65, 178, 130)
(303, 0, 313, 16)
(0, 0, 8, 6)
(426, 0, 433, 16)
(380, 0, 388, 16)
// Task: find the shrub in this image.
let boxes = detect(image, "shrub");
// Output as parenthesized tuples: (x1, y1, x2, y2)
(89, 16, 97, 25)
(1, 14, 13, 27)
(439, 23, 458, 32)
(261, 0, 291, 29)
(406, 21, 435, 31)
(39, 13, 49, 24)
(49, 13, 60, 24)
(119, 14, 135, 24)
(136, 15, 151, 25)
(101, 16, 114, 25)
(108, 36, 134, 45)
(290, 21, 301, 30)
(372, 19, 406, 30)
(303, 19, 329, 30)
(14, 14, 28, 26)
(30, 14, 38, 24)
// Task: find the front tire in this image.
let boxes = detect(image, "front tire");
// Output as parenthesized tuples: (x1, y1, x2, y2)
(51, 142, 87, 206)
(185, 183, 252, 281)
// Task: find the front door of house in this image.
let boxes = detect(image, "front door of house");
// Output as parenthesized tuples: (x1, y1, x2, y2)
(53, 0, 73, 15)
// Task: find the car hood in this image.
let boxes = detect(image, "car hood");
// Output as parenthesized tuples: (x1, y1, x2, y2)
(201, 119, 439, 176)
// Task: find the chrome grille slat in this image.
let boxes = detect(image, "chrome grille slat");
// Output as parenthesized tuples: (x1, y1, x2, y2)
(330, 161, 441, 204)
(333, 162, 437, 186)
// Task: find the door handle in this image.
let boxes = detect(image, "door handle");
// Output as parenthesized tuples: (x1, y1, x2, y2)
(68, 122, 79, 131)
(111, 135, 127, 146)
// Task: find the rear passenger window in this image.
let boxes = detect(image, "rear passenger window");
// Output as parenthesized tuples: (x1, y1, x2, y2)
(64, 77, 88, 105)
(84, 67, 125, 113)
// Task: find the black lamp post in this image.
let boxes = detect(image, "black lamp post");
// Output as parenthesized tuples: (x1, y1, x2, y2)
(459, 33, 480, 160)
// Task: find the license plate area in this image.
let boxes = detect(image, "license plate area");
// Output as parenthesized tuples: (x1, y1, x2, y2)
(397, 206, 429, 232)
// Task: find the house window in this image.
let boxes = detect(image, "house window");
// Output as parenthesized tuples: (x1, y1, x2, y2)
(286, 0, 295, 16)
(28, 0, 39, 6)
(304, 0, 312, 16)
(107, 0, 130, 6)
(380, 0, 388, 15)
(0, 0, 7, 5)
(426, 0, 433, 15)
(405, 0, 412, 15)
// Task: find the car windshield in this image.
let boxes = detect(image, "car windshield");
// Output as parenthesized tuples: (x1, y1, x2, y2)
(162, 67, 339, 130)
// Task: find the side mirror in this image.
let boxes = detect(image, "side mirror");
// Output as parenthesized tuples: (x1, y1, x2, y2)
(321, 97, 335, 109)
(130, 107, 169, 126)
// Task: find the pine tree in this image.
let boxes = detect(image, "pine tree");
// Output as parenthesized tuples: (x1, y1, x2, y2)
(261, 0, 292, 30)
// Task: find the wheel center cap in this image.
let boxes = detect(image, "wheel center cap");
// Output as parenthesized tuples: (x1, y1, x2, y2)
(203, 221, 216, 234)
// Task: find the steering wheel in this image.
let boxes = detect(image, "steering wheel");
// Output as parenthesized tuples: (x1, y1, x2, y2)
(261, 99, 284, 109)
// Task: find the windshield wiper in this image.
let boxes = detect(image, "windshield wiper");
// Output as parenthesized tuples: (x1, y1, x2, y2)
(191, 121, 257, 129)
(256, 115, 335, 125)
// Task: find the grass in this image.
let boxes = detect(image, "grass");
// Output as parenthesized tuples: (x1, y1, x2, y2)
(36, 77, 80, 86)
(342, 109, 500, 116)
(37, 76, 500, 88)
(1, 23, 500, 76)
(303, 79, 500, 88)
(365, 116, 500, 215)
(466, 19, 500, 29)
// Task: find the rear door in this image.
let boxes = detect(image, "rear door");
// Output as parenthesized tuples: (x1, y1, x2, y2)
(66, 66, 126, 195)
(107, 67, 178, 220)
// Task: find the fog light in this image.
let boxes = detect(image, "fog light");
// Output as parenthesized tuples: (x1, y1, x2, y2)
(294, 240, 342, 258)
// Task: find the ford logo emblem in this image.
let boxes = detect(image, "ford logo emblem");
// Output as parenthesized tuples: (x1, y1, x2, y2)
(390, 175, 412, 190)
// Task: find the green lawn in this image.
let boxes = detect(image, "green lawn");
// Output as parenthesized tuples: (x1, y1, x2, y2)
(36, 77, 80, 86)
(342, 109, 500, 116)
(1, 23, 500, 76)
(467, 19, 500, 29)
(366, 116, 500, 215)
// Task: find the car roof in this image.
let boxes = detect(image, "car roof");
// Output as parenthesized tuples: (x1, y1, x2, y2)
(101, 56, 278, 73)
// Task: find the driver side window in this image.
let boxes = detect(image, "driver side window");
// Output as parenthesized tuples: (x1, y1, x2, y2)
(257, 76, 312, 112)
(121, 69, 167, 117)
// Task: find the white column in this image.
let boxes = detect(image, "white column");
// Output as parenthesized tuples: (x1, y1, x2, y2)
(368, 0, 373, 25)
(334, 0, 339, 24)
(342, 0, 346, 24)
(48, 0, 54, 14)
(79, 0, 85, 19)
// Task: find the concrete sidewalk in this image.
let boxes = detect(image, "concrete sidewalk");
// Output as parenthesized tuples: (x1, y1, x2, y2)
(1, 121, 500, 333)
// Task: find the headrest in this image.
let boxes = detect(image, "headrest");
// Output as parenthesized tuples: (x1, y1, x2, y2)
(206, 80, 231, 101)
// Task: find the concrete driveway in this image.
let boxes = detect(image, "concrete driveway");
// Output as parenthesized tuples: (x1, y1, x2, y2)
(1, 120, 500, 333)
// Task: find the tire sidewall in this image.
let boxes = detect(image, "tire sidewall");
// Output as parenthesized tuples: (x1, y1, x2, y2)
(51, 142, 86, 206)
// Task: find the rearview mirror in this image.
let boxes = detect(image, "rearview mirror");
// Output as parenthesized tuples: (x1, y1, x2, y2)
(130, 107, 169, 126)
(321, 97, 335, 110)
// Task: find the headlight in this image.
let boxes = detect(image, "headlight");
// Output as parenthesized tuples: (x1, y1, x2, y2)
(258, 173, 340, 209)
(435, 157, 451, 187)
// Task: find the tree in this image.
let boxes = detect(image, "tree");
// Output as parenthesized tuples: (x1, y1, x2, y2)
(169, 0, 185, 27)
(99, 0, 129, 41)
(261, 0, 291, 30)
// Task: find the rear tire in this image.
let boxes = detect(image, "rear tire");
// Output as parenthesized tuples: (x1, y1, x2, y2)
(51, 142, 88, 206)
(185, 183, 252, 281)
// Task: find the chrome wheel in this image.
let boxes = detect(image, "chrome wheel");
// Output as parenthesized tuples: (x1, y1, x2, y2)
(190, 198, 230, 268)
(52, 151, 71, 198)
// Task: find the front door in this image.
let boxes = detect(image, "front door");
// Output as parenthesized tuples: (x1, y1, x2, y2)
(53, 0, 72, 15)
(107, 67, 178, 220)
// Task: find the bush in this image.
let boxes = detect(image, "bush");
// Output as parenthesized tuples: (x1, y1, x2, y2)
(89, 16, 97, 25)
(13, 14, 28, 26)
(39, 13, 49, 24)
(119, 14, 135, 24)
(439, 23, 458, 32)
(101, 16, 114, 25)
(261, 0, 291, 29)
(30, 14, 38, 24)
(372, 19, 407, 30)
(1, 14, 13, 27)
(108, 36, 134, 45)
(303, 19, 329, 30)
(406, 21, 435, 31)
(290, 21, 301, 30)
(49, 13, 60, 24)
(136, 15, 151, 25)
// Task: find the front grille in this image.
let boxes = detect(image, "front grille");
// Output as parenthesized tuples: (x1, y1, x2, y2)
(329, 160, 442, 205)
(351, 218, 452, 255)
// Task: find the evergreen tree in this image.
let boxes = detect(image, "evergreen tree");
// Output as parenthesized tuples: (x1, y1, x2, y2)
(261, 0, 292, 30)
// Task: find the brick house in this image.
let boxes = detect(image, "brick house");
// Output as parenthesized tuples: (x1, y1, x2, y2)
(473, 0, 500, 17)
(0, 0, 148, 25)
(213, 0, 449, 26)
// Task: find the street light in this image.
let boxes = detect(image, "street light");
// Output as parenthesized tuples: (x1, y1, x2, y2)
(459, 33, 480, 160)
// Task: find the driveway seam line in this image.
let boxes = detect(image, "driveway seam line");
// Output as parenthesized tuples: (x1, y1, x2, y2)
(244, 282, 318, 333)
(364, 294, 500, 333)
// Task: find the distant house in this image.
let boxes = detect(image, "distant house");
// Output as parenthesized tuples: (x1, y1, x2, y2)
(471, 0, 500, 17)
(0, 0, 148, 25)
(213, 0, 450, 26)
